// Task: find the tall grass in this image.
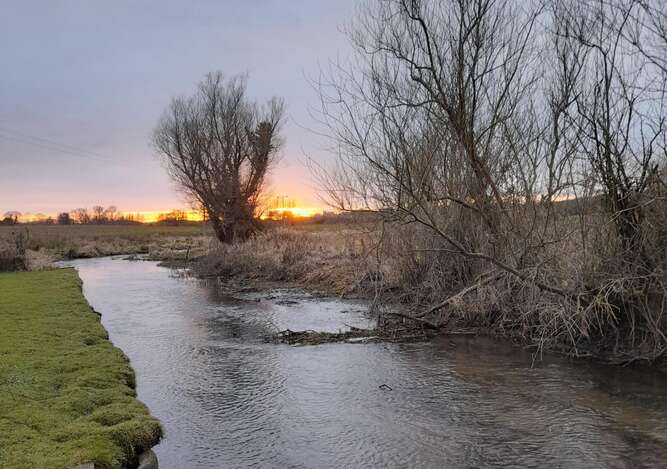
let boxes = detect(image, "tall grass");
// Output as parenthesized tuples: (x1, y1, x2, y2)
(194, 226, 371, 293)
(0, 224, 212, 265)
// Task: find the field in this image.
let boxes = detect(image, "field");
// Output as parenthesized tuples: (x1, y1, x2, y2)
(0, 268, 162, 469)
(0, 223, 213, 269)
(0, 221, 361, 271)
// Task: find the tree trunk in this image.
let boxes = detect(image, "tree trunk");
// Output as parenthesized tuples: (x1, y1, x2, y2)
(210, 216, 234, 244)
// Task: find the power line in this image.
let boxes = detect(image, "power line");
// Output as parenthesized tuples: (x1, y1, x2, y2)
(0, 125, 115, 160)
(0, 126, 120, 164)
(0, 132, 110, 163)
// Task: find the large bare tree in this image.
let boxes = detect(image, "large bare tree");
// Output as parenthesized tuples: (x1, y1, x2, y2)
(153, 72, 285, 243)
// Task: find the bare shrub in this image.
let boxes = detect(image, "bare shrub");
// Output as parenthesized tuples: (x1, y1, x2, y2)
(0, 230, 28, 272)
(195, 226, 377, 293)
(311, 0, 667, 362)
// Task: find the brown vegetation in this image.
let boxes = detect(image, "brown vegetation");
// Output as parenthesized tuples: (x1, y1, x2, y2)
(305, 0, 667, 364)
(194, 225, 367, 292)
(195, 0, 667, 365)
(0, 224, 211, 271)
(197, 206, 666, 364)
(0, 229, 29, 272)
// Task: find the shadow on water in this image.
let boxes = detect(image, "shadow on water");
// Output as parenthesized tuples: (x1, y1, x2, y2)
(63, 257, 667, 469)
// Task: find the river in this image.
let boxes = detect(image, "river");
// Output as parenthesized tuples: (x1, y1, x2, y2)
(64, 257, 667, 468)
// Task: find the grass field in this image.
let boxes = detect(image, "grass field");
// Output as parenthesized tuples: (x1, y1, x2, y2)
(0, 223, 208, 240)
(0, 223, 212, 266)
(0, 221, 356, 271)
(0, 268, 162, 469)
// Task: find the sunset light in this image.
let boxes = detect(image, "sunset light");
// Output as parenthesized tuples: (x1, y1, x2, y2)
(3, 1, 666, 467)
(121, 210, 204, 223)
(12, 207, 322, 224)
(261, 207, 321, 220)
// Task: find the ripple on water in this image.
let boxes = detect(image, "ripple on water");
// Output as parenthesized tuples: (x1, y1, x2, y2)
(62, 258, 667, 469)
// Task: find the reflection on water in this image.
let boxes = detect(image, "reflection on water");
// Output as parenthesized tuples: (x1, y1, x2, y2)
(65, 258, 667, 468)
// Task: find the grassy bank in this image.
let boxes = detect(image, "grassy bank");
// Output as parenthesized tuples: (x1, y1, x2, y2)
(0, 268, 162, 469)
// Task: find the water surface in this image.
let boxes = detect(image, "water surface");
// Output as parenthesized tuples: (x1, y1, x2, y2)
(66, 258, 667, 468)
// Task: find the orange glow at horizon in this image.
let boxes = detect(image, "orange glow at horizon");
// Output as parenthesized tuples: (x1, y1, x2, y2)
(120, 210, 204, 223)
(13, 206, 323, 224)
(260, 207, 321, 220)
(13, 210, 205, 224)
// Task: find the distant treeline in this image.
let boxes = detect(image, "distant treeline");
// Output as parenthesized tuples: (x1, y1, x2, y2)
(1, 207, 200, 226)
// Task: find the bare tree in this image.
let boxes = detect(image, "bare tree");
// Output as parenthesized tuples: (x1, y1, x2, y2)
(91, 205, 105, 224)
(621, 0, 667, 74)
(316, 0, 569, 294)
(315, 0, 667, 361)
(104, 205, 117, 222)
(554, 0, 666, 262)
(2, 211, 21, 225)
(57, 212, 71, 225)
(70, 208, 90, 224)
(153, 72, 285, 243)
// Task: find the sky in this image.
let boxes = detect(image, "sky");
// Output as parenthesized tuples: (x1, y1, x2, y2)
(0, 0, 357, 215)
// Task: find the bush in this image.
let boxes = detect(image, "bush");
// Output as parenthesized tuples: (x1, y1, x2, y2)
(196, 213, 667, 364)
(0, 230, 28, 272)
(194, 226, 373, 292)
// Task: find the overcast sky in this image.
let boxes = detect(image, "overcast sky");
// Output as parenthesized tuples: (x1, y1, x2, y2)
(0, 0, 357, 214)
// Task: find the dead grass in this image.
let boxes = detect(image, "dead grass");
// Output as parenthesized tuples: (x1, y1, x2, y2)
(196, 213, 667, 365)
(0, 224, 213, 268)
(194, 225, 371, 293)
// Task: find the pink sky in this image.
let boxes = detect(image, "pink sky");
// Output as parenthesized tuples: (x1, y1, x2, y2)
(0, 0, 356, 215)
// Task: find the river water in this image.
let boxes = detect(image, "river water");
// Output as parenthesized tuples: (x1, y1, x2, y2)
(65, 257, 667, 468)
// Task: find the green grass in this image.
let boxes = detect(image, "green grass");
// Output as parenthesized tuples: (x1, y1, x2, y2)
(0, 269, 162, 469)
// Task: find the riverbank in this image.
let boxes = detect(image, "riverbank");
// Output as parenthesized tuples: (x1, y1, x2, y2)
(2, 221, 663, 366)
(0, 268, 162, 469)
(65, 256, 667, 468)
(192, 225, 373, 295)
(192, 226, 473, 343)
(192, 224, 667, 366)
